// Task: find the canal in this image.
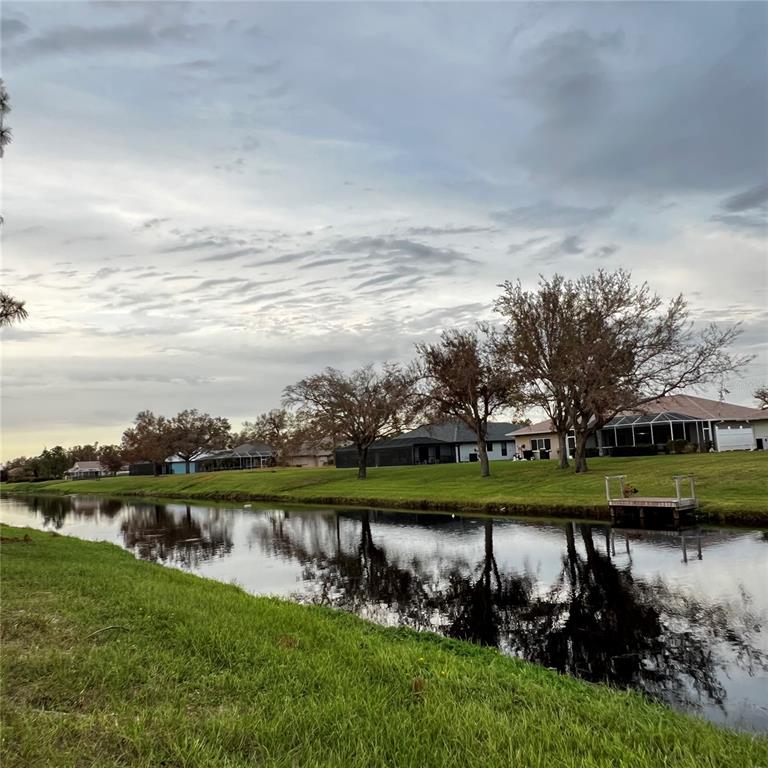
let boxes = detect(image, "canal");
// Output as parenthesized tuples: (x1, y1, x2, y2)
(2, 493, 767, 732)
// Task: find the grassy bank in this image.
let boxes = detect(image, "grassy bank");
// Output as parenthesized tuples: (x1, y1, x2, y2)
(2, 525, 766, 767)
(5, 452, 767, 525)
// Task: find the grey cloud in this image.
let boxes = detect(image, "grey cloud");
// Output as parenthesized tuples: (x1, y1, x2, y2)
(589, 244, 620, 260)
(1, 18, 30, 42)
(335, 236, 476, 265)
(141, 217, 170, 229)
(297, 257, 350, 270)
(404, 225, 494, 236)
(512, 8, 768, 195)
(160, 236, 248, 253)
(252, 61, 281, 75)
(258, 250, 318, 266)
(721, 183, 768, 212)
(11, 21, 157, 58)
(177, 58, 215, 70)
(196, 247, 263, 263)
(491, 201, 613, 230)
(711, 182, 768, 234)
(560, 235, 584, 255)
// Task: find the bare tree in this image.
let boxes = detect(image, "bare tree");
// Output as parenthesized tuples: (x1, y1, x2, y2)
(121, 411, 175, 475)
(505, 270, 747, 473)
(284, 364, 421, 479)
(496, 276, 581, 469)
(416, 324, 522, 477)
(169, 409, 231, 474)
(754, 385, 768, 410)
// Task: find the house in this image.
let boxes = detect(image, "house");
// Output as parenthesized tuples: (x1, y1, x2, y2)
(64, 460, 107, 480)
(284, 443, 334, 468)
(334, 421, 524, 468)
(508, 394, 768, 458)
(191, 442, 276, 472)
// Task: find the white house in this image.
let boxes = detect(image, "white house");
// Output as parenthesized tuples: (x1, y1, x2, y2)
(64, 461, 107, 480)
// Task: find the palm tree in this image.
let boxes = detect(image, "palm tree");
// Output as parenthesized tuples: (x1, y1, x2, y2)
(0, 78, 12, 158)
(0, 292, 28, 327)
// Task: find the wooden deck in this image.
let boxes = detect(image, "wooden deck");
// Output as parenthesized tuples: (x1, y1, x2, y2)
(605, 474, 699, 525)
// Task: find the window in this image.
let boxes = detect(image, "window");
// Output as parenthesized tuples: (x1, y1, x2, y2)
(501, 442, 508, 456)
(486, 442, 494, 452)
(531, 438, 551, 451)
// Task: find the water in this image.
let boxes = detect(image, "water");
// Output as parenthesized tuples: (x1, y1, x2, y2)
(2, 494, 767, 732)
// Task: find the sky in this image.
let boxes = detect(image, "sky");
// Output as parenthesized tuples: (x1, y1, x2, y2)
(1, 1, 767, 459)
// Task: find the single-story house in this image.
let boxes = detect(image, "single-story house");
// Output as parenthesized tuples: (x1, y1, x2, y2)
(284, 443, 334, 468)
(335, 421, 524, 468)
(129, 443, 277, 476)
(509, 394, 768, 458)
(65, 461, 107, 480)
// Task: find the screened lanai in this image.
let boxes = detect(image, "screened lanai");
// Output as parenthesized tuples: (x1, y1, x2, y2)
(599, 411, 712, 450)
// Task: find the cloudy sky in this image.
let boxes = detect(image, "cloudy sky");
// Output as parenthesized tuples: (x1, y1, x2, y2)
(1, 1, 766, 458)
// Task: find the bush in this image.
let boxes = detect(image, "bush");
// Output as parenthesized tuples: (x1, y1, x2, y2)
(666, 439, 693, 454)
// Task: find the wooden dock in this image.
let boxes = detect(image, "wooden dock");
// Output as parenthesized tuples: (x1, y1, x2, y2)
(605, 474, 699, 524)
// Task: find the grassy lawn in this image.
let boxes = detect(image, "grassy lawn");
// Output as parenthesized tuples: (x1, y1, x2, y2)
(5, 452, 767, 525)
(1, 525, 766, 768)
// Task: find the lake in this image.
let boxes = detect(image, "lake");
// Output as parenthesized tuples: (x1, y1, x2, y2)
(2, 493, 767, 732)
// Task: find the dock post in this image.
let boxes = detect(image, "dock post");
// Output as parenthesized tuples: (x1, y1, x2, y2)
(682, 534, 688, 564)
(674, 476, 682, 500)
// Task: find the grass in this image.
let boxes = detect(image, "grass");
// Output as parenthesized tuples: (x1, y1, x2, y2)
(5, 452, 768, 525)
(2, 525, 766, 768)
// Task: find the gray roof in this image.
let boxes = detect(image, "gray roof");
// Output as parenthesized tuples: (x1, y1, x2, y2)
(403, 421, 524, 443)
(66, 461, 103, 471)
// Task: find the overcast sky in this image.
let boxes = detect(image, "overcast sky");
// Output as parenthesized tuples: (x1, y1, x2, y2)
(1, 1, 767, 458)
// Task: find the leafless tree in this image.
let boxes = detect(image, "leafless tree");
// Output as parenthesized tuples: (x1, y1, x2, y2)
(416, 324, 522, 477)
(168, 409, 231, 474)
(754, 386, 768, 410)
(284, 364, 421, 479)
(500, 270, 747, 473)
(495, 276, 580, 469)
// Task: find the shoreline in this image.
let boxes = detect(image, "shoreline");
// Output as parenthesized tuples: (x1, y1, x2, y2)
(4, 482, 767, 527)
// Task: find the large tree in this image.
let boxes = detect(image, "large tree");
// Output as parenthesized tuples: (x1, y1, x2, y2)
(284, 364, 421, 479)
(121, 411, 175, 475)
(416, 324, 522, 477)
(495, 276, 580, 469)
(754, 385, 768, 410)
(168, 409, 231, 474)
(500, 270, 746, 473)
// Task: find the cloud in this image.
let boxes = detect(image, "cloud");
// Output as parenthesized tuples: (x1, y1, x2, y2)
(720, 183, 768, 212)
(491, 201, 613, 230)
(711, 183, 768, 234)
(1, 18, 30, 42)
(334, 236, 477, 266)
(403, 224, 494, 236)
(196, 248, 263, 263)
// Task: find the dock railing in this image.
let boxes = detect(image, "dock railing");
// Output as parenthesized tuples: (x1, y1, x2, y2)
(672, 474, 696, 501)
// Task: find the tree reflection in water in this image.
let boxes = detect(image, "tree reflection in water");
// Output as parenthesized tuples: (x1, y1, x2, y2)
(28, 495, 124, 529)
(251, 511, 767, 714)
(120, 503, 233, 568)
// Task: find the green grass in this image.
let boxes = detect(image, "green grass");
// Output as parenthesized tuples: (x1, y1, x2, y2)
(2, 525, 766, 768)
(5, 452, 768, 525)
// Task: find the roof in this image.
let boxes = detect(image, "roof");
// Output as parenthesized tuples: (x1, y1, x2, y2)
(508, 419, 556, 437)
(508, 395, 767, 437)
(404, 421, 525, 443)
(336, 436, 449, 453)
(67, 461, 103, 471)
(627, 394, 764, 422)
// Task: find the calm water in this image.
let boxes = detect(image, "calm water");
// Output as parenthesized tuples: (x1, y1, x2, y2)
(2, 494, 767, 732)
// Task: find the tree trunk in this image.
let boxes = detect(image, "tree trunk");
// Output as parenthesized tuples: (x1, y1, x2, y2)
(185, 460, 190, 474)
(574, 431, 590, 473)
(476, 436, 490, 477)
(557, 432, 570, 469)
(357, 446, 368, 480)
